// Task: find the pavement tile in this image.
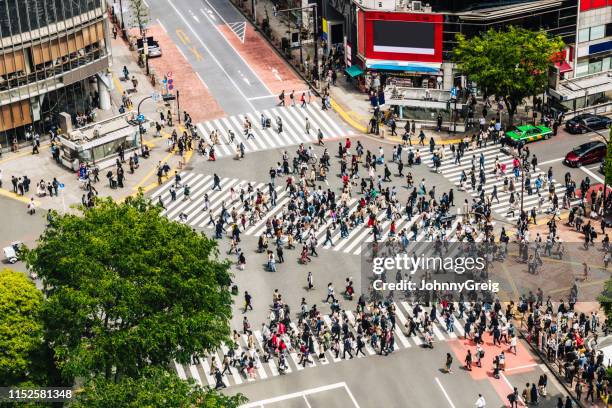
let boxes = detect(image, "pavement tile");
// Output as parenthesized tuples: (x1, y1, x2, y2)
(145, 25, 225, 124)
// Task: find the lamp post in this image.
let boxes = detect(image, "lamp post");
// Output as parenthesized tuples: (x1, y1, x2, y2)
(136, 95, 152, 148)
(277, 5, 318, 82)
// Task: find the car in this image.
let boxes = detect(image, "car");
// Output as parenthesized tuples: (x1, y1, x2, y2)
(564, 141, 607, 167)
(136, 36, 162, 58)
(504, 125, 553, 146)
(565, 113, 612, 134)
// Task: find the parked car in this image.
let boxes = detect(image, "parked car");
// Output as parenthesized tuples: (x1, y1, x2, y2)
(504, 124, 553, 146)
(564, 141, 607, 167)
(565, 113, 612, 134)
(136, 36, 162, 58)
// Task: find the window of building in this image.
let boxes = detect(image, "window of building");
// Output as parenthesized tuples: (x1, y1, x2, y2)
(576, 61, 589, 76)
(578, 28, 590, 43)
(578, 25, 607, 43)
(588, 59, 603, 74)
(604, 57, 611, 71)
(590, 25, 605, 41)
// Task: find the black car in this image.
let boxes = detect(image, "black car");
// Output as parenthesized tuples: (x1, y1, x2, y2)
(565, 113, 612, 134)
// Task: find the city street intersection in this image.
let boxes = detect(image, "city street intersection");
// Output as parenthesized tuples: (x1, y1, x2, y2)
(1, 0, 610, 407)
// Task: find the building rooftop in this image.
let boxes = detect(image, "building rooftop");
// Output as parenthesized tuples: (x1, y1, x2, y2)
(550, 72, 612, 101)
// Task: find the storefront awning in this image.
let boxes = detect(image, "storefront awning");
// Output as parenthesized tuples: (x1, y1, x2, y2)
(345, 65, 364, 78)
(365, 60, 442, 74)
(555, 61, 573, 73)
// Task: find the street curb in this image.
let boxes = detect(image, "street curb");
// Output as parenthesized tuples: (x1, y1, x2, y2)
(329, 98, 368, 134)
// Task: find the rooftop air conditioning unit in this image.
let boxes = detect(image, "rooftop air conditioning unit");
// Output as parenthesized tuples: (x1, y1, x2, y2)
(411, 1, 421, 11)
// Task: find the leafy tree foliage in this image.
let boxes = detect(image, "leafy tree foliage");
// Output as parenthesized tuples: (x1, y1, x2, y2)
(453, 26, 564, 125)
(604, 128, 612, 187)
(25, 195, 234, 382)
(70, 367, 246, 408)
(0, 269, 43, 386)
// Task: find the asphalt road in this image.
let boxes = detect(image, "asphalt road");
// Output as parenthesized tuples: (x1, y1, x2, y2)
(148, 0, 278, 114)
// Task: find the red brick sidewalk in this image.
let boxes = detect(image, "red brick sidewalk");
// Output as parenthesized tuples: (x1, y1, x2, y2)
(145, 25, 225, 123)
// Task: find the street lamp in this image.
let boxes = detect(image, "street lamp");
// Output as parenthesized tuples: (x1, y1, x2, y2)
(118, 0, 126, 39)
(277, 5, 319, 81)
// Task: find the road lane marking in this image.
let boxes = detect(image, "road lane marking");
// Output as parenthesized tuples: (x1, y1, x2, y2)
(177, 46, 189, 62)
(156, 18, 168, 33)
(195, 72, 208, 89)
(579, 165, 604, 183)
(199, 0, 274, 96)
(176, 28, 190, 44)
(538, 157, 564, 165)
(167, 0, 257, 111)
(247, 95, 276, 100)
(506, 362, 538, 372)
(435, 377, 457, 408)
(188, 45, 203, 60)
(240, 382, 350, 408)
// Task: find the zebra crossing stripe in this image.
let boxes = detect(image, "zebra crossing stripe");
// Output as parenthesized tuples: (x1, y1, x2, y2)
(306, 104, 345, 138)
(242, 334, 268, 379)
(174, 361, 187, 380)
(188, 363, 204, 386)
(220, 343, 243, 384)
(151, 171, 189, 199)
(165, 175, 212, 219)
(200, 358, 216, 385)
(254, 330, 279, 375)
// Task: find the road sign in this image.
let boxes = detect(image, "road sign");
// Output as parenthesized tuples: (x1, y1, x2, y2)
(152, 92, 162, 102)
(137, 114, 145, 123)
(168, 78, 174, 91)
(58, 183, 65, 189)
(167, 71, 173, 78)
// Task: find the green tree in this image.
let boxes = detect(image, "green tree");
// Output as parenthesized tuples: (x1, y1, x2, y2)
(0, 269, 44, 386)
(130, 0, 150, 36)
(453, 26, 564, 125)
(70, 367, 246, 408)
(598, 277, 612, 319)
(25, 195, 234, 382)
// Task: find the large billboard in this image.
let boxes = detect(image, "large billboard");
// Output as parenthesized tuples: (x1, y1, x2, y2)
(363, 11, 443, 63)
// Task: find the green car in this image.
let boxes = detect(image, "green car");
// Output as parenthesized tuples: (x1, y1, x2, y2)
(504, 125, 553, 146)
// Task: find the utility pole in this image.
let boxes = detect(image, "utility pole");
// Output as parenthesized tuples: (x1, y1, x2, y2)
(177, 90, 180, 124)
(118, 0, 126, 39)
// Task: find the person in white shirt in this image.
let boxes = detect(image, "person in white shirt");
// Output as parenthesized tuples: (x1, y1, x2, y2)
(475, 394, 486, 408)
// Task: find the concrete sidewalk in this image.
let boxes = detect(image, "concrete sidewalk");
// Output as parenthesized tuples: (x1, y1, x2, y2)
(0, 33, 192, 212)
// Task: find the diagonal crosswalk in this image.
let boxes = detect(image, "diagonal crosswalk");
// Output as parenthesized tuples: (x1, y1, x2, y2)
(151, 171, 485, 256)
(195, 105, 349, 158)
(406, 143, 580, 223)
(173, 301, 473, 389)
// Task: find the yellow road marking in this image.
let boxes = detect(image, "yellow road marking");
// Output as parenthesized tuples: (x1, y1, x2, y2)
(330, 97, 367, 134)
(176, 29, 190, 45)
(188, 46, 203, 61)
(548, 278, 608, 295)
(500, 262, 520, 299)
(0, 145, 50, 164)
(112, 74, 124, 94)
(0, 188, 39, 205)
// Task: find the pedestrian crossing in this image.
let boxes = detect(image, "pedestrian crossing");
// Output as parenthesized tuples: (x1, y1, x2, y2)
(195, 105, 349, 158)
(173, 301, 470, 389)
(151, 172, 485, 256)
(411, 143, 579, 223)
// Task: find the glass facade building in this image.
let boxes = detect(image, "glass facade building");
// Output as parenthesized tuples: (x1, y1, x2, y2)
(0, 0, 111, 149)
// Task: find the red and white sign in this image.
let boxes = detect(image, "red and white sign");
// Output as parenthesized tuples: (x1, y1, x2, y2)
(361, 11, 443, 64)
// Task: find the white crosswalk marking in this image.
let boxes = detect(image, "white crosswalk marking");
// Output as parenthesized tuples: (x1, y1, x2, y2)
(193, 106, 349, 158)
(411, 143, 580, 223)
(175, 300, 492, 389)
(153, 172, 475, 256)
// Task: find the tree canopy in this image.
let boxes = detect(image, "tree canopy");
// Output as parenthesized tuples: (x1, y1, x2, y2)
(0, 268, 44, 386)
(25, 195, 235, 382)
(453, 26, 564, 124)
(70, 367, 247, 408)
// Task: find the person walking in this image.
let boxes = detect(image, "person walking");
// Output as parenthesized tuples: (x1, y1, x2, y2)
(325, 283, 335, 303)
(444, 353, 453, 373)
(474, 394, 486, 408)
(307, 271, 314, 290)
(212, 173, 222, 191)
(278, 90, 285, 106)
(243, 291, 253, 313)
